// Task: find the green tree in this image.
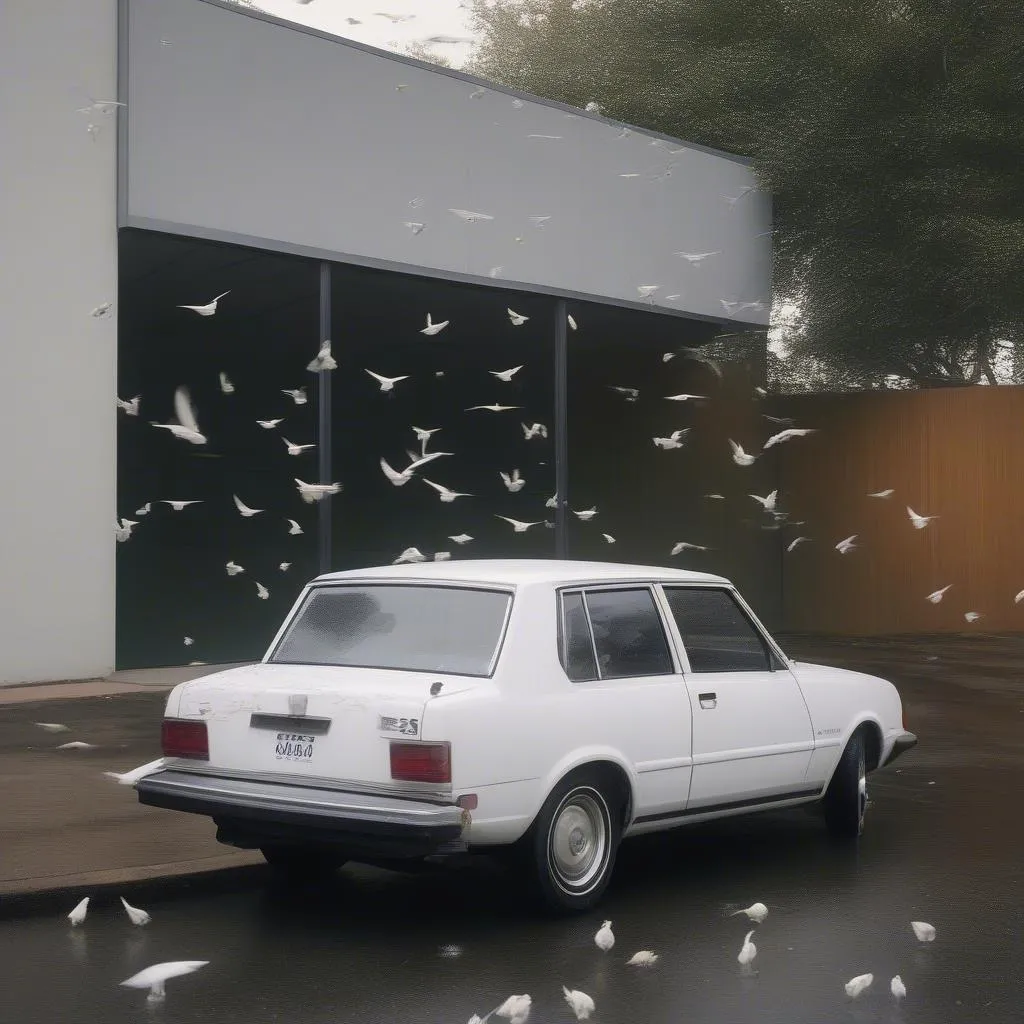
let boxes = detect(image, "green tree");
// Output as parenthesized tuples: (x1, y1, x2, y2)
(468, 0, 1024, 388)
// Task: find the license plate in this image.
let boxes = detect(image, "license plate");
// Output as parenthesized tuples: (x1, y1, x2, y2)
(274, 732, 315, 762)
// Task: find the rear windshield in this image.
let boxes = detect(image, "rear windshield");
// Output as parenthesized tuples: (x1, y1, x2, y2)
(270, 584, 512, 677)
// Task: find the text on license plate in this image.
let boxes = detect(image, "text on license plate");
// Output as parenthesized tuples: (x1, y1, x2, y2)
(275, 732, 315, 761)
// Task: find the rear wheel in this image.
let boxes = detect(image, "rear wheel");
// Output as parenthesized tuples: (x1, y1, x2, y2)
(260, 846, 348, 878)
(823, 731, 868, 839)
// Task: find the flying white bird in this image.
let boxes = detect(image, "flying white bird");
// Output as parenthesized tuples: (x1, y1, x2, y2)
(225, 561, 245, 576)
(528, 215, 552, 228)
(926, 585, 952, 603)
(183, 636, 194, 646)
(151, 386, 206, 445)
(345, 16, 361, 23)
(671, 541, 710, 555)
(763, 413, 795, 426)
(57, 741, 98, 750)
(282, 388, 308, 405)
(393, 546, 426, 564)
(35, 722, 69, 733)
(115, 518, 139, 543)
(279, 562, 291, 571)
(449, 208, 494, 222)
(665, 393, 708, 402)
(844, 974, 873, 999)
(493, 995, 532, 1024)
(627, 951, 659, 966)
(411, 425, 441, 453)
(750, 491, 778, 512)
(68, 897, 90, 926)
(381, 451, 451, 487)
(257, 418, 283, 429)
(705, 493, 725, 500)
(420, 314, 449, 336)
(602, 533, 616, 544)
(466, 404, 521, 412)
(836, 535, 858, 554)
(522, 422, 548, 440)
(490, 365, 524, 382)
(567, 314, 578, 330)
(764, 428, 816, 449)
(76, 98, 125, 115)
(423, 34, 474, 44)
(674, 250, 721, 263)
(562, 988, 594, 1021)
(574, 507, 598, 521)
(91, 301, 112, 320)
(282, 437, 316, 456)
(295, 479, 341, 503)
(103, 758, 164, 785)
(729, 440, 758, 466)
(434, 551, 452, 561)
(965, 611, 982, 622)
(911, 921, 936, 942)
(286, 519, 303, 535)
(365, 369, 410, 392)
(737, 930, 757, 966)
(594, 921, 614, 951)
(306, 339, 337, 372)
(161, 500, 202, 511)
(755, 386, 769, 397)
(609, 386, 639, 401)
(674, 345, 723, 378)
(116, 396, 140, 416)
(891, 975, 906, 1002)
(423, 478, 472, 502)
(731, 902, 768, 923)
(500, 469, 526, 492)
(134, 502, 151, 516)
(527, 135, 562, 140)
(787, 536, 809, 553)
(255, 582, 269, 600)
(120, 961, 209, 1003)
(508, 308, 529, 326)
(653, 429, 690, 450)
(375, 11, 415, 23)
(496, 516, 540, 533)
(120, 897, 151, 926)
(177, 291, 229, 316)
(449, 534, 474, 545)
(218, 372, 235, 395)
(637, 285, 660, 300)
(907, 506, 938, 530)
(233, 495, 263, 517)
(868, 488, 894, 498)
(1016, 589, 1024, 604)
(404, 220, 425, 235)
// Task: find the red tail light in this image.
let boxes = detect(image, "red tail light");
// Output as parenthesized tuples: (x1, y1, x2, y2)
(390, 741, 451, 784)
(161, 718, 209, 760)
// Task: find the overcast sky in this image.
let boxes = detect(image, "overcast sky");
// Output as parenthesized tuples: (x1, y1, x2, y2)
(251, 0, 479, 67)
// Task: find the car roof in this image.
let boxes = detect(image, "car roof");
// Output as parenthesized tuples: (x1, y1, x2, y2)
(314, 559, 730, 587)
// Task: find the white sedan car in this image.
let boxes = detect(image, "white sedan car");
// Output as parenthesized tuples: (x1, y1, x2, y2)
(136, 560, 917, 911)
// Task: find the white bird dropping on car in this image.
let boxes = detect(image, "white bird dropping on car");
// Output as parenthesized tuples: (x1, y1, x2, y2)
(420, 313, 449, 336)
(911, 920, 936, 941)
(729, 439, 758, 466)
(562, 987, 595, 1021)
(627, 950, 658, 966)
(926, 585, 952, 603)
(177, 290, 229, 316)
(103, 758, 165, 785)
(494, 995, 531, 1024)
(120, 897, 151, 926)
(732, 902, 768, 923)
(68, 897, 90, 925)
(836, 535, 858, 554)
(594, 920, 614, 951)
(120, 960, 209, 1003)
(737, 930, 757, 966)
(907, 506, 938, 529)
(306, 339, 337, 372)
(891, 975, 906, 1001)
(844, 973, 873, 999)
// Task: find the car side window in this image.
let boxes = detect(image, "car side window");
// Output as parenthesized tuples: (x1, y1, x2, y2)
(559, 591, 599, 682)
(582, 588, 674, 679)
(663, 587, 774, 673)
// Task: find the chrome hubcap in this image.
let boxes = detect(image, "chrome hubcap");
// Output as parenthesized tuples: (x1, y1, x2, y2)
(549, 790, 608, 893)
(857, 749, 868, 832)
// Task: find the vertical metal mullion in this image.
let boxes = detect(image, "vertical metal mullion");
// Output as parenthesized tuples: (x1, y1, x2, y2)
(554, 299, 569, 558)
(317, 262, 332, 574)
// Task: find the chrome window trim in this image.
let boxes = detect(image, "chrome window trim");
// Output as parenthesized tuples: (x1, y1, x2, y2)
(556, 588, 601, 683)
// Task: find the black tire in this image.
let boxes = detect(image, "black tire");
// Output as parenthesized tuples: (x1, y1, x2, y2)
(260, 846, 348, 878)
(823, 731, 868, 839)
(525, 770, 622, 913)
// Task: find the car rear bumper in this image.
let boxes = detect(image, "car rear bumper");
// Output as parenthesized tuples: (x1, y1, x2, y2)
(882, 730, 918, 767)
(136, 769, 466, 858)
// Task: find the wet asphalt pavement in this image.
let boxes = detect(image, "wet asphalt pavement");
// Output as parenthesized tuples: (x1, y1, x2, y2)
(2, 636, 1022, 1024)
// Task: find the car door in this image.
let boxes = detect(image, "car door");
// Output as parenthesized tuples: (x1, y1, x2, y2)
(659, 585, 816, 812)
(559, 586, 692, 824)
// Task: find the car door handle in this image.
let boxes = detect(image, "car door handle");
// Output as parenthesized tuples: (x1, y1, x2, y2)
(698, 692, 717, 710)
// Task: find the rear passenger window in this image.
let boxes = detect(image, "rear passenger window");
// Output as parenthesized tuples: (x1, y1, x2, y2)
(583, 588, 674, 679)
(663, 587, 771, 672)
(560, 592, 599, 682)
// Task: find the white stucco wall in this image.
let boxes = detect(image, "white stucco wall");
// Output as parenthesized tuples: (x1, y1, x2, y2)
(0, 0, 118, 683)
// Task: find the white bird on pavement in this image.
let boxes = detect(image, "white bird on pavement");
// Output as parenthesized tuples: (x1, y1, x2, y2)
(868, 488, 894, 498)
(282, 388, 308, 405)
(490, 365, 523, 382)
(496, 516, 540, 533)
(57, 741, 98, 750)
(178, 291, 229, 316)
(763, 427, 816, 449)
(68, 897, 90, 926)
(120, 896, 151, 926)
(737, 930, 757, 966)
(574, 507, 598, 521)
(120, 961, 209, 1003)
(35, 722, 70, 733)
(845, 974, 873, 999)
(161, 500, 202, 511)
(151, 386, 207, 445)
(366, 368, 410, 392)
(420, 313, 449, 336)
(393, 546, 426, 564)
(449, 534, 474, 545)
(500, 469, 525, 492)
(116, 396, 140, 416)
(218, 372, 235, 394)
(732, 902, 769, 923)
(891, 975, 906, 1002)
(907, 506, 938, 529)
(594, 920, 614, 950)
(287, 519, 303, 535)
(836, 535, 858, 554)
(233, 495, 263, 517)
(282, 437, 316, 456)
(115, 518, 139, 543)
(255, 582, 269, 600)
(729, 440, 758, 466)
(225, 561, 245, 576)
(653, 429, 690, 450)
(749, 491, 778, 512)
(381, 451, 451, 487)
(664, 393, 707, 402)
(306, 339, 337, 372)
(508, 308, 529, 326)
(911, 921, 936, 942)
(926, 585, 952, 603)
(562, 988, 595, 1021)
(522, 422, 548, 440)
(257, 418, 283, 429)
(467, 403, 522, 412)
(787, 536, 810, 552)
(627, 950, 658, 966)
(103, 758, 165, 785)
(295, 479, 341, 503)
(423, 478, 472, 502)
(671, 541, 710, 555)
